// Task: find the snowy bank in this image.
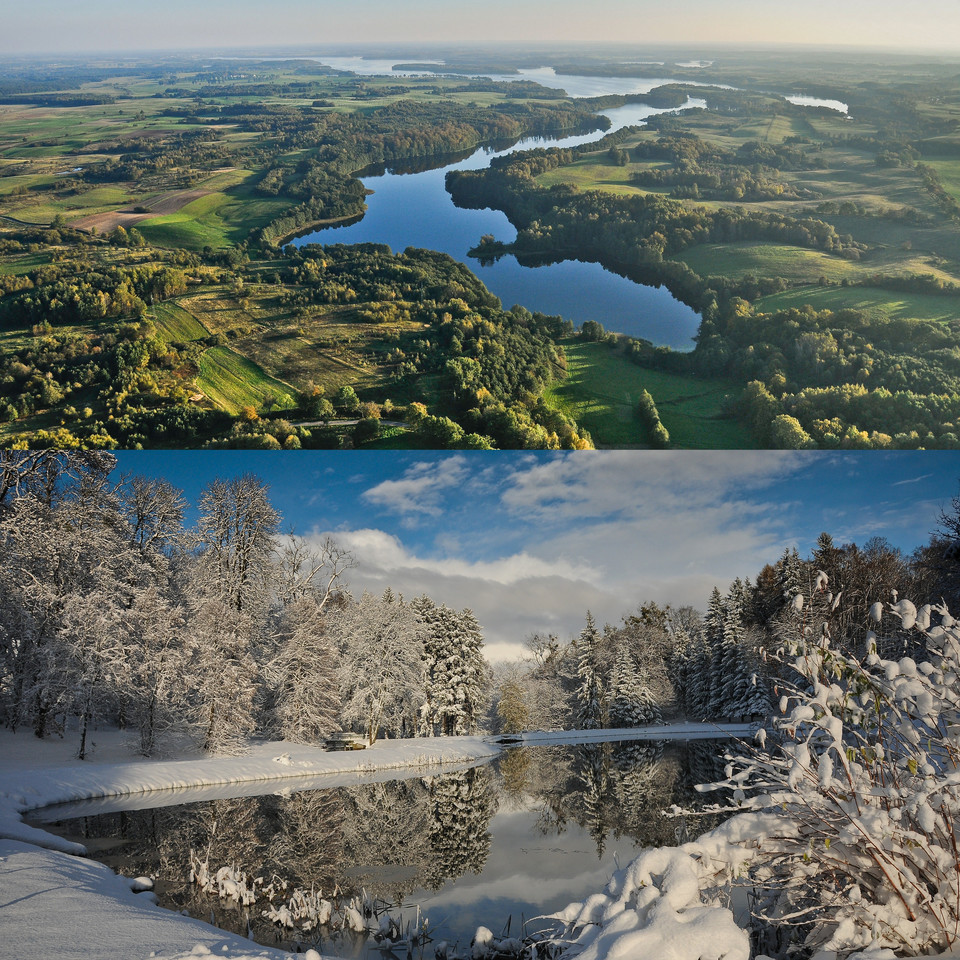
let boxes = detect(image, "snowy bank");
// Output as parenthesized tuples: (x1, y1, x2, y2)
(0, 727, 500, 960)
(0, 838, 296, 960)
(0, 723, 760, 960)
(0, 728, 500, 853)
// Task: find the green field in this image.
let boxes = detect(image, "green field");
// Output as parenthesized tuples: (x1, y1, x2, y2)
(195, 346, 297, 414)
(927, 159, 960, 205)
(536, 155, 665, 196)
(675, 242, 860, 284)
(755, 284, 960, 322)
(151, 302, 210, 342)
(138, 182, 290, 250)
(544, 340, 754, 448)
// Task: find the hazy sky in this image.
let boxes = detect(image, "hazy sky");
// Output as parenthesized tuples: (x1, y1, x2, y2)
(112, 450, 959, 661)
(4, 0, 960, 55)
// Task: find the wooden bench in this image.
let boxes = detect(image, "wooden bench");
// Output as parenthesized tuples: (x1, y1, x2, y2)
(324, 732, 367, 751)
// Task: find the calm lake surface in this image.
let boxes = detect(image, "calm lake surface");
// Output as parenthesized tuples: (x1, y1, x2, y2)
(36, 740, 730, 958)
(293, 61, 846, 348)
(293, 90, 707, 349)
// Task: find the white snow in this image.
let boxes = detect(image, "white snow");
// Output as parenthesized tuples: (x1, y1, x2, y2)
(11, 720, 949, 960)
(0, 726, 499, 960)
(0, 722, 762, 960)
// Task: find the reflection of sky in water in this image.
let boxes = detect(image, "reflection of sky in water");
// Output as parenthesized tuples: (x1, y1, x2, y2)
(43, 741, 727, 957)
(311, 58, 734, 97)
(311, 56, 446, 76)
(412, 805, 638, 942)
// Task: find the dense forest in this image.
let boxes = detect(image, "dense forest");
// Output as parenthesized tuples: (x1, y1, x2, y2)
(0, 237, 589, 450)
(3, 450, 957, 759)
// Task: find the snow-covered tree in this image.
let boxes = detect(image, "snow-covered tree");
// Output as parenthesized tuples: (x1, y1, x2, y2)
(264, 535, 351, 745)
(186, 597, 260, 754)
(268, 596, 340, 744)
(495, 678, 529, 734)
(575, 612, 605, 729)
(192, 474, 280, 617)
(703, 587, 726, 719)
(120, 474, 187, 556)
(122, 585, 189, 756)
(701, 585, 960, 957)
(608, 645, 662, 727)
(416, 598, 487, 736)
(335, 591, 426, 744)
(0, 456, 154, 752)
(521, 633, 576, 731)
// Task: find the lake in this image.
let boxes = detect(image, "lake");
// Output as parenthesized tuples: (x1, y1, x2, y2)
(293, 62, 846, 349)
(293, 90, 708, 349)
(34, 739, 730, 958)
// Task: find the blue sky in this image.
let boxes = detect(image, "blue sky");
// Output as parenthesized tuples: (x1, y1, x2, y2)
(5, 0, 960, 54)
(113, 450, 959, 660)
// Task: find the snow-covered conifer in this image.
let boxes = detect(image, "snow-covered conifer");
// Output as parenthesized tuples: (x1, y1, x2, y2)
(608, 645, 662, 727)
(575, 612, 605, 729)
(416, 598, 487, 736)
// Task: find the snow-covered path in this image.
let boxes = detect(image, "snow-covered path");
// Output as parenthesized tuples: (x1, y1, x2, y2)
(0, 723, 757, 960)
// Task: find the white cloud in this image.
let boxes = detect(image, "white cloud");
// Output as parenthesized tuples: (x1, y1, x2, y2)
(497, 451, 802, 523)
(362, 456, 470, 516)
(297, 451, 937, 662)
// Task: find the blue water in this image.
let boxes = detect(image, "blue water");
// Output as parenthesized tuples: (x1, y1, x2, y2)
(293, 63, 842, 349)
(294, 99, 706, 349)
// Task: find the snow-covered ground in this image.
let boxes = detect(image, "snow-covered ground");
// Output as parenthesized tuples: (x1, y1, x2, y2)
(0, 727, 502, 960)
(0, 722, 757, 960)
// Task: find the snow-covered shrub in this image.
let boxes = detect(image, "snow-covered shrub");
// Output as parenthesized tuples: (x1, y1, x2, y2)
(701, 583, 960, 957)
(544, 845, 749, 960)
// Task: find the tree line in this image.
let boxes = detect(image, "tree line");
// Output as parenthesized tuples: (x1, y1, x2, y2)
(492, 511, 959, 739)
(4, 452, 959, 761)
(0, 452, 488, 756)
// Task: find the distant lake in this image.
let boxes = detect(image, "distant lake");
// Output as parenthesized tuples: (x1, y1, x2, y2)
(293, 61, 847, 347)
(785, 94, 849, 113)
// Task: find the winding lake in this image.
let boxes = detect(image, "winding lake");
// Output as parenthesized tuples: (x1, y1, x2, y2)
(35, 739, 730, 959)
(293, 62, 848, 349)
(294, 95, 707, 349)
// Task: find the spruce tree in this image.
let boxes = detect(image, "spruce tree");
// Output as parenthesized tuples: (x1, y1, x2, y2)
(416, 599, 487, 736)
(608, 646, 643, 728)
(575, 611, 605, 729)
(704, 587, 726, 720)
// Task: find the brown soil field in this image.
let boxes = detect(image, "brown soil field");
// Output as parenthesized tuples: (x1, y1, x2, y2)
(71, 187, 209, 233)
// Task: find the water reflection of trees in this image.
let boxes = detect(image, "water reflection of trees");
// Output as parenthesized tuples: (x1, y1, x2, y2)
(426, 767, 497, 888)
(513, 740, 729, 856)
(49, 746, 731, 951)
(49, 767, 498, 950)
